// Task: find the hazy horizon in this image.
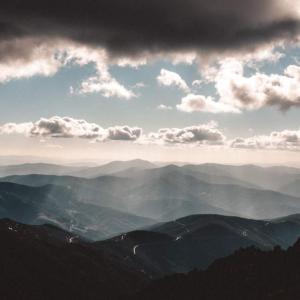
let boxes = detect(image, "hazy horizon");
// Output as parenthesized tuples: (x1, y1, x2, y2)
(1, 154, 300, 169)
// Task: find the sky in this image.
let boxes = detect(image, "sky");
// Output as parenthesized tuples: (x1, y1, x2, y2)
(1, 0, 300, 164)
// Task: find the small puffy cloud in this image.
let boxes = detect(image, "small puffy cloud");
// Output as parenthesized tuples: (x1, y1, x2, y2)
(192, 80, 203, 87)
(105, 126, 142, 141)
(147, 121, 226, 145)
(115, 57, 147, 68)
(177, 94, 240, 113)
(0, 116, 141, 142)
(157, 104, 173, 110)
(80, 76, 136, 100)
(157, 69, 190, 92)
(132, 82, 146, 89)
(231, 129, 300, 151)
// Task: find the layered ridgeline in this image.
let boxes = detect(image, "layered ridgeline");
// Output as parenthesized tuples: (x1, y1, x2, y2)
(2, 160, 300, 188)
(2, 162, 300, 224)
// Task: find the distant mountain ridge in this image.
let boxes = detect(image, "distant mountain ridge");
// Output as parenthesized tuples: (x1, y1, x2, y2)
(114, 164, 260, 189)
(0, 163, 83, 177)
(183, 163, 300, 190)
(2, 161, 300, 186)
(70, 159, 157, 177)
(0, 159, 156, 178)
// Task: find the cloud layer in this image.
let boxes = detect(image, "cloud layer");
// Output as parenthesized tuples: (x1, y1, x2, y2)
(0, 117, 224, 146)
(231, 129, 300, 151)
(0, 117, 142, 142)
(3, 116, 300, 152)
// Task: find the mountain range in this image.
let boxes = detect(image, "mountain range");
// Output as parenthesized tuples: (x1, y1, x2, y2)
(2, 162, 300, 221)
(2, 159, 300, 297)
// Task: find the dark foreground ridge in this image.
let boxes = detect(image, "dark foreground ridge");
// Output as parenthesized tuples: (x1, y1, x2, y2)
(2, 217, 300, 300)
(134, 240, 300, 300)
(0, 219, 148, 300)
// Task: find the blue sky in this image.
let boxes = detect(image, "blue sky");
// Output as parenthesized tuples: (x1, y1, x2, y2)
(1, 47, 300, 138)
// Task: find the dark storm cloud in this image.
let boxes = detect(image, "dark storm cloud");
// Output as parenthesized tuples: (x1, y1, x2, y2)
(0, 0, 299, 55)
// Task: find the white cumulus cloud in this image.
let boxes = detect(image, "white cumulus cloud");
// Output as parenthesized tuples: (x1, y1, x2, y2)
(210, 59, 300, 112)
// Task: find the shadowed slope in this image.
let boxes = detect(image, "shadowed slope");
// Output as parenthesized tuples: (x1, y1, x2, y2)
(97, 214, 300, 277)
(0, 182, 155, 240)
